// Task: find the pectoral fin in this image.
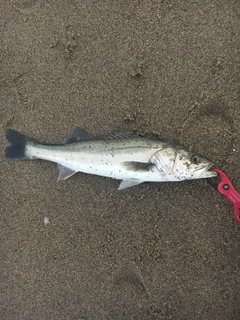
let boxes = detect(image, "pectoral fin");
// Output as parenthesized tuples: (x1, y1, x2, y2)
(118, 180, 143, 190)
(57, 164, 77, 181)
(122, 161, 154, 172)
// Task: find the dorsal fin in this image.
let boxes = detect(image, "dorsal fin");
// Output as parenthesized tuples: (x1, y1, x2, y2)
(62, 127, 93, 144)
(105, 130, 143, 140)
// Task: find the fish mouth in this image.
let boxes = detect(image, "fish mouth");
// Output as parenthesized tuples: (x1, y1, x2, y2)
(194, 163, 217, 178)
(194, 163, 213, 172)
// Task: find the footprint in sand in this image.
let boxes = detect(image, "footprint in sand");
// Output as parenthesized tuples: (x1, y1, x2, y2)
(111, 262, 149, 300)
(11, 0, 39, 14)
(179, 100, 234, 166)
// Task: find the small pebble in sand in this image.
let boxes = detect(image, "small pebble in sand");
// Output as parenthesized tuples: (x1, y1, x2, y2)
(44, 217, 50, 226)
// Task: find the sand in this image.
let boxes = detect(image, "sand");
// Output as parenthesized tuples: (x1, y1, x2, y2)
(1, 1, 240, 319)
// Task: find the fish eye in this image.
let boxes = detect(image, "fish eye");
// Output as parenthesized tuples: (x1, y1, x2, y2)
(191, 155, 199, 164)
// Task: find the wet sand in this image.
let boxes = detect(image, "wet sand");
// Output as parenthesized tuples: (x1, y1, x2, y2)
(1, 1, 240, 319)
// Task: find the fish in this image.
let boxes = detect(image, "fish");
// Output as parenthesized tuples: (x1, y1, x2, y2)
(5, 127, 217, 190)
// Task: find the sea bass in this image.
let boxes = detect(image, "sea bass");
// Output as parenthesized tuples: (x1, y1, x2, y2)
(5, 127, 217, 190)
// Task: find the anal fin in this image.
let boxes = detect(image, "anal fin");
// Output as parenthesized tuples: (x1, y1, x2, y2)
(57, 164, 77, 181)
(118, 180, 143, 190)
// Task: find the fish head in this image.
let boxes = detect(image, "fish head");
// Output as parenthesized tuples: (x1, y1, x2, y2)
(173, 148, 217, 180)
(152, 146, 217, 180)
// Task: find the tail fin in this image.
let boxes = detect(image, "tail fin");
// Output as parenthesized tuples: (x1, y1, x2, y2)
(5, 129, 35, 160)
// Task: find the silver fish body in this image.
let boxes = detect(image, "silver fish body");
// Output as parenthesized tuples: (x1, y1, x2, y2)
(5, 127, 217, 189)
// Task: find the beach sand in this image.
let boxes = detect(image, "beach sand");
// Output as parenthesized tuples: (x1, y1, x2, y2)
(1, 1, 240, 319)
